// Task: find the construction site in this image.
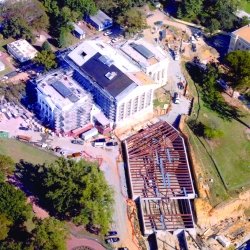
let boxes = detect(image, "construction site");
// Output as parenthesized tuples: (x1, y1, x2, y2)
(123, 120, 195, 236)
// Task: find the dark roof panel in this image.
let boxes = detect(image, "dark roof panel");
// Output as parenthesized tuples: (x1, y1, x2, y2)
(51, 81, 72, 98)
(51, 80, 79, 103)
(81, 52, 135, 97)
(130, 43, 154, 59)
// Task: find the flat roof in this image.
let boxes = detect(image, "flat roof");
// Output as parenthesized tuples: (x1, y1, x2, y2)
(72, 23, 85, 35)
(89, 10, 112, 27)
(81, 52, 137, 98)
(120, 39, 168, 68)
(125, 121, 195, 199)
(36, 70, 92, 110)
(8, 39, 37, 58)
(51, 81, 79, 103)
(233, 25, 250, 43)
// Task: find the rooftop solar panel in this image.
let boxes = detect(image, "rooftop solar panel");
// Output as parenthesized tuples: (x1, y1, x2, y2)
(130, 43, 154, 59)
(51, 81, 72, 98)
(68, 94, 79, 103)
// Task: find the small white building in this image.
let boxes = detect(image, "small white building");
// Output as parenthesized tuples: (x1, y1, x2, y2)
(228, 25, 250, 53)
(0, 60, 5, 71)
(7, 39, 38, 63)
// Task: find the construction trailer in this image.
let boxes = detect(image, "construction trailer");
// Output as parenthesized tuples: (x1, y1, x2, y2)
(123, 121, 195, 235)
(81, 127, 98, 141)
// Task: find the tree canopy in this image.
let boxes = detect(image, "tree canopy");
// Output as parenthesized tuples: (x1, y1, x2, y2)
(1, 0, 49, 40)
(32, 218, 68, 250)
(16, 158, 114, 234)
(0, 154, 15, 180)
(0, 182, 32, 224)
(118, 8, 147, 34)
(177, 0, 241, 32)
(34, 50, 57, 71)
(225, 50, 250, 92)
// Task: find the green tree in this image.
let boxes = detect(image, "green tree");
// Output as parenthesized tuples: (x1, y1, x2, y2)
(62, 0, 97, 15)
(0, 213, 12, 241)
(178, 0, 203, 19)
(17, 158, 114, 234)
(2, 0, 49, 34)
(2, 17, 34, 42)
(34, 50, 57, 71)
(118, 8, 147, 34)
(0, 241, 23, 250)
(42, 41, 52, 51)
(225, 51, 250, 93)
(0, 155, 15, 179)
(33, 218, 68, 250)
(207, 18, 220, 33)
(204, 126, 223, 139)
(58, 27, 72, 48)
(0, 182, 32, 224)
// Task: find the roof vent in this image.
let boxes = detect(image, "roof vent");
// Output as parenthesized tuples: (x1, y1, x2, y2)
(105, 71, 117, 80)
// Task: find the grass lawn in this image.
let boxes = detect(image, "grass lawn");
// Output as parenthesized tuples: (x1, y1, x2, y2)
(0, 37, 14, 52)
(241, 0, 250, 13)
(0, 66, 12, 77)
(0, 138, 57, 164)
(182, 63, 250, 205)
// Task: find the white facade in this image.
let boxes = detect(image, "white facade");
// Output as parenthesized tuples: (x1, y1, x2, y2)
(120, 39, 169, 87)
(228, 25, 250, 53)
(7, 39, 38, 63)
(66, 40, 159, 126)
(35, 69, 94, 133)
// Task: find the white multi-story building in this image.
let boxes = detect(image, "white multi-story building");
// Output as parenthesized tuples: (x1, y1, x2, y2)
(34, 69, 95, 133)
(228, 25, 250, 53)
(65, 40, 160, 126)
(7, 39, 38, 63)
(120, 39, 169, 86)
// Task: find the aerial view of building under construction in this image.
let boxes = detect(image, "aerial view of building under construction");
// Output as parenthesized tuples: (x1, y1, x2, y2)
(124, 120, 195, 235)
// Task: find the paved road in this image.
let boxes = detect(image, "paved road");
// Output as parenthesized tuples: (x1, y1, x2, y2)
(160, 95, 191, 127)
(67, 234, 106, 250)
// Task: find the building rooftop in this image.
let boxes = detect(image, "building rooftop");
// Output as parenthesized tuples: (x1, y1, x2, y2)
(81, 52, 137, 98)
(233, 25, 250, 43)
(120, 39, 168, 69)
(72, 23, 85, 35)
(8, 39, 37, 59)
(36, 70, 92, 111)
(89, 10, 112, 27)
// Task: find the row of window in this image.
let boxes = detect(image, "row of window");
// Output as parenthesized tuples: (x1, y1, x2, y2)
(117, 90, 152, 121)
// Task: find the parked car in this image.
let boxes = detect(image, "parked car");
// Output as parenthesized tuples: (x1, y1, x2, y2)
(105, 231, 118, 237)
(191, 43, 197, 52)
(118, 248, 129, 250)
(19, 126, 29, 131)
(111, 37, 122, 43)
(71, 139, 84, 145)
(105, 237, 120, 244)
(177, 82, 184, 90)
(217, 79, 228, 90)
(106, 141, 118, 147)
(104, 30, 112, 36)
(173, 92, 180, 104)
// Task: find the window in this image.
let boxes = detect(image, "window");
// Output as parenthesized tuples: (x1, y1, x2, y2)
(125, 100, 132, 118)
(132, 97, 139, 114)
(139, 93, 145, 111)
